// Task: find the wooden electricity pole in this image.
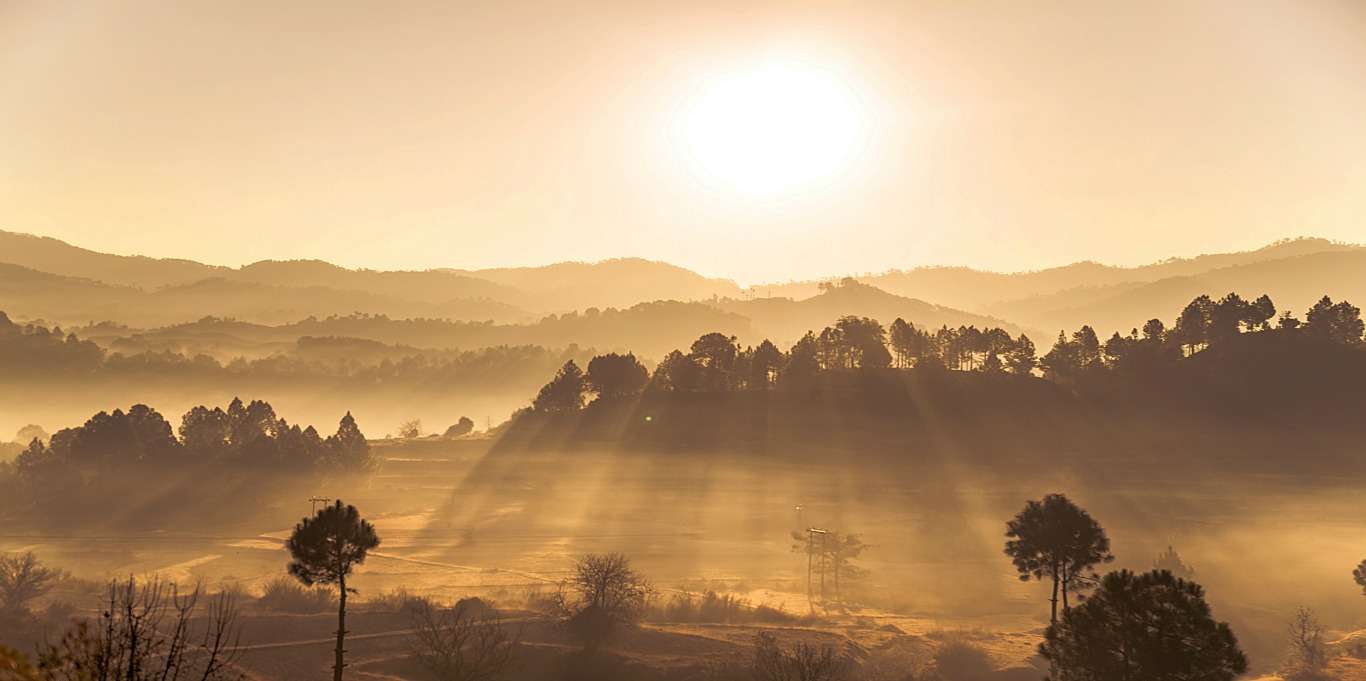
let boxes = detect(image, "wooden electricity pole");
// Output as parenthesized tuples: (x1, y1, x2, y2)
(807, 527, 829, 611)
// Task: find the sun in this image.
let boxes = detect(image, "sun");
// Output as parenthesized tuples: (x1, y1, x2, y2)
(675, 59, 868, 198)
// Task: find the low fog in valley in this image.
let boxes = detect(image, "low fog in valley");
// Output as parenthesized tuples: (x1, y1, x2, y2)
(5, 232, 1366, 681)
(5, 2, 1366, 679)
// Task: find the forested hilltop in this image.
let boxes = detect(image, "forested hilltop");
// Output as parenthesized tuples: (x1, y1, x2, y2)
(503, 293, 1366, 464)
(0, 309, 594, 441)
(0, 396, 376, 529)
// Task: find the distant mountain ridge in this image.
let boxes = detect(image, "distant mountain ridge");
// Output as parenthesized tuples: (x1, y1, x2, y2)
(746, 238, 1361, 312)
(0, 261, 529, 328)
(0, 230, 226, 289)
(445, 258, 742, 312)
(989, 249, 1366, 337)
(0, 230, 740, 323)
(1, 230, 1360, 343)
(715, 280, 1021, 346)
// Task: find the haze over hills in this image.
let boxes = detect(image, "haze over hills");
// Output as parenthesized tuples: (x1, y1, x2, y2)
(445, 259, 742, 312)
(0, 230, 226, 289)
(0, 230, 738, 322)
(750, 238, 1360, 310)
(717, 279, 1021, 346)
(990, 249, 1366, 337)
(1, 229, 1362, 344)
(0, 262, 531, 328)
(69, 300, 754, 363)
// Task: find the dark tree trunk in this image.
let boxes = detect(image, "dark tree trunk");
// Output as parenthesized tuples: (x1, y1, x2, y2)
(1061, 563, 1070, 613)
(334, 573, 347, 681)
(1049, 560, 1060, 624)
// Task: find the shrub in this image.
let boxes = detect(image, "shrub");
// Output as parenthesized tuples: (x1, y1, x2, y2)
(367, 587, 432, 615)
(650, 591, 794, 624)
(257, 576, 335, 613)
(933, 639, 994, 681)
(751, 632, 852, 681)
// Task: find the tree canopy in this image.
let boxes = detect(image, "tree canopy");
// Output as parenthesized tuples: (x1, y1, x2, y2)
(1039, 569, 1247, 681)
(585, 353, 649, 400)
(1005, 493, 1113, 623)
(532, 360, 586, 412)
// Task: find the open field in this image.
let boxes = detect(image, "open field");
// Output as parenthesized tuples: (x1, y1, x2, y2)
(5, 437, 1366, 678)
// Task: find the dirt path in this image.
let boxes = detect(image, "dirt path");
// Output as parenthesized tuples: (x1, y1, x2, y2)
(234, 628, 420, 652)
(232, 616, 553, 653)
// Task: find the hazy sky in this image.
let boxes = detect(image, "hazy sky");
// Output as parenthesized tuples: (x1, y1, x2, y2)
(3, 1, 1365, 284)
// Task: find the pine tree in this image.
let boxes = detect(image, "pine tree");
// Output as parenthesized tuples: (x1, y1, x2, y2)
(327, 411, 372, 470)
(1040, 570, 1247, 681)
(287, 501, 381, 681)
(533, 360, 586, 411)
(1005, 494, 1114, 623)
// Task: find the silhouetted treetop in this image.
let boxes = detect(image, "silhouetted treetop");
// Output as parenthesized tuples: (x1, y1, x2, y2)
(533, 360, 586, 412)
(1040, 569, 1247, 681)
(585, 353, 649, 401)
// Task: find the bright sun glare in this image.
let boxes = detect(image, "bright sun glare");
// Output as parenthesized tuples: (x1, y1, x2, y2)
(677, 59, 868, 197)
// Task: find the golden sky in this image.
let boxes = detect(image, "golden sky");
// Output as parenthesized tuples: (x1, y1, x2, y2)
(2, 1, 1364, 283)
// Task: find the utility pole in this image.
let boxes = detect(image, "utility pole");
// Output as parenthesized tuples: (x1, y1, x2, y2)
(807, 527, 829, 612)
(308, 496, 332, 515)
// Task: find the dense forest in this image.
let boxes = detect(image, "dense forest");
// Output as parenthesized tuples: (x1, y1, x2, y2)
(0, 397, 375, 528)
(504, 293, 1366, 457)
(0, 309, 592, 437)
(0, 310, 587, 383)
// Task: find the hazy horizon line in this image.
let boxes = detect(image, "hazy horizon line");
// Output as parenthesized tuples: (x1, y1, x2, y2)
(4, 227, 1358, 287)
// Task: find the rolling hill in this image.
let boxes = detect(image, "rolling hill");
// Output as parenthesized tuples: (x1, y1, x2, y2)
(716, 280, 1023, 346)
(0, 230, 743, 322)
(0, 262, 529, 328)
(745, 238, 1361, 315)
(64, 300, 754, 362)
(985, 249, 1366, 337)
(3, 229, 1360, 342)
(0, 230, 225, 289)
(450, 258, 742, 312)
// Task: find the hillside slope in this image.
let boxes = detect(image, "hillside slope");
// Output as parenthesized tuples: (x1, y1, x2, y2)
(989, 250, 1366, 336)
(717, 280, 1022, 345)
(748, 238, 1360, 314)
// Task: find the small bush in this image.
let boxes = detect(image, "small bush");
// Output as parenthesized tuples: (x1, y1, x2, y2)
(523, 587, 561, 615)
(933, 639, 994, 681)
(453, 596, 496, 618)
(257, 576, 335, 613)
(649, 590, 794, 624)
(215, 579, 250, 604)
(751, 632, 852, 681)
(367, 587, 432, 615)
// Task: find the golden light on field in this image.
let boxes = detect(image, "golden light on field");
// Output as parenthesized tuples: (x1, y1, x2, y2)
(673, 58, 870, 198)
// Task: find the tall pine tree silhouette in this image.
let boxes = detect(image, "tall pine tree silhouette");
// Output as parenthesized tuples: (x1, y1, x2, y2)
(287, 500, 380, 681)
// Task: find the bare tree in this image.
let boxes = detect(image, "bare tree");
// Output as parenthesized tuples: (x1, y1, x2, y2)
(37, 576, 241, 681)
(554, 553, 651, 652)
(409, 598, 518, 681)
(1284, 606, 1328, 678)
(398, 419, 423, 439)
(0, 551, 63, 616)
(751, 632, 850, 681)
